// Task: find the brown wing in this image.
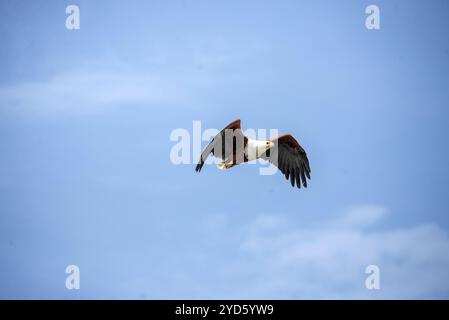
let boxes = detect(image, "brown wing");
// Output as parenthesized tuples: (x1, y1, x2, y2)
(195, 119, 246, 172)
(261, 134, 311, 188)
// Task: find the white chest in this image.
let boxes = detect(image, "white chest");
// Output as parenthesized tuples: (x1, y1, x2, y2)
(246, 139, 266, 161)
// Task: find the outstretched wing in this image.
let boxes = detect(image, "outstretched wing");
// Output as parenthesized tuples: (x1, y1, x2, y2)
(195, 119, 245, 172)
(261, 134, 311, 188)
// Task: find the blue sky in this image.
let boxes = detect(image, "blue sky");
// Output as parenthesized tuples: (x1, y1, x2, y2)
(1, 0, 449, 299)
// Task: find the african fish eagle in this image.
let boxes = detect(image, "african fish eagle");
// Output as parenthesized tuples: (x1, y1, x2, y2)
(195, 119, 311, 189)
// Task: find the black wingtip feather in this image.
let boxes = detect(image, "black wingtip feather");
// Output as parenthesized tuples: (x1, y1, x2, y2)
(305, 169, 311, 179)
(195, 158, 203, 172)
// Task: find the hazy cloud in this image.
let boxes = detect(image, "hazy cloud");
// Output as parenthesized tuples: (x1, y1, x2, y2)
(0, 71, 211, 114)
(236, 205, 449, 299)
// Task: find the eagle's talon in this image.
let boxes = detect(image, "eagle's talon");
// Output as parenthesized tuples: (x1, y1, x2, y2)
(217, 162, 234, 170)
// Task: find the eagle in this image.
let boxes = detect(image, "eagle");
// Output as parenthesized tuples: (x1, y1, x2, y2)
(195, 119, 311, 189)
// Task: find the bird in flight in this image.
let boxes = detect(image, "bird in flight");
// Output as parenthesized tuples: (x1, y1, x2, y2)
(195, 119, 311, 189)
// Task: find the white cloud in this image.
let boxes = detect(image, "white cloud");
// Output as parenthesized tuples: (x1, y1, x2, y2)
(0, 36, 255, 116)
(0, 70, 210, 114)
(331, 205, 388, 229)
(235, 206, 449, 299)
(0, 35, 258, 116)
